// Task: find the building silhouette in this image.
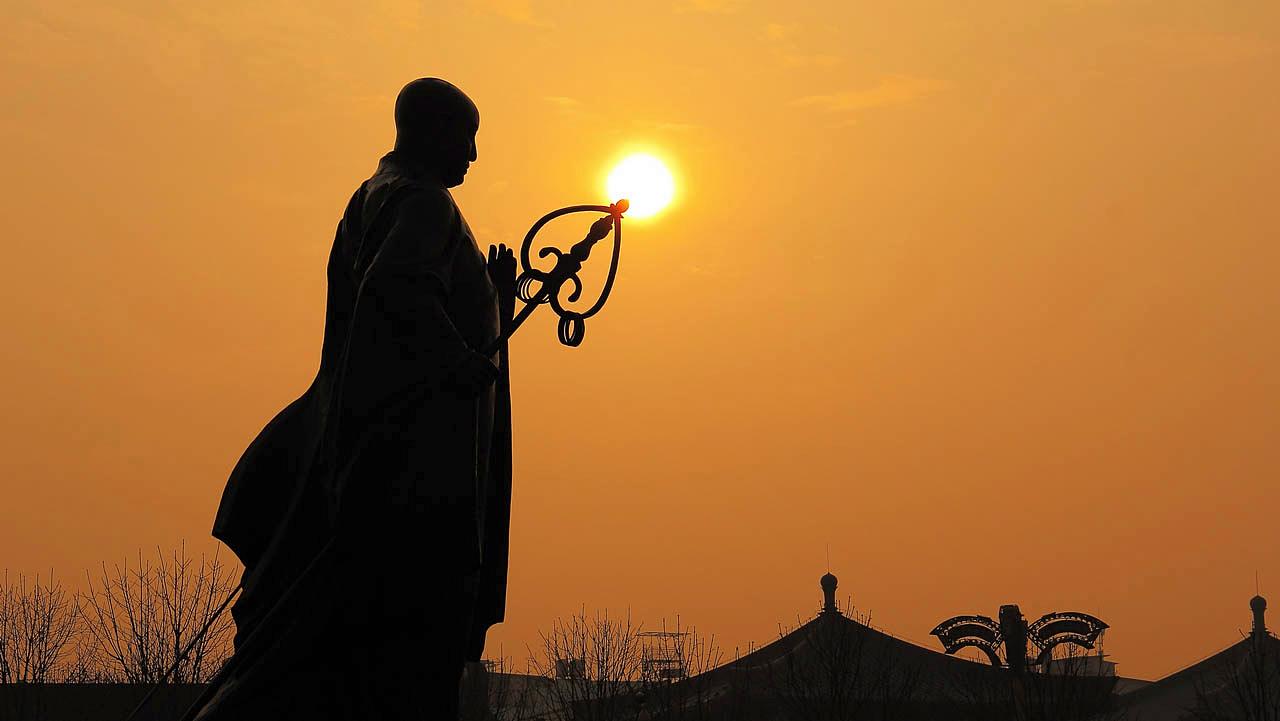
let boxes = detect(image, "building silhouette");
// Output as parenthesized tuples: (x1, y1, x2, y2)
(5, 576, 1275, 720)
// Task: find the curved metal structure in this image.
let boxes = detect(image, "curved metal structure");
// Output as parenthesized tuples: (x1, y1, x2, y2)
(1028, 612, 1109, 665)
(931, 608, 1108, 669)
(486, 199, 628, 353)
(930, 615, 1004, 667)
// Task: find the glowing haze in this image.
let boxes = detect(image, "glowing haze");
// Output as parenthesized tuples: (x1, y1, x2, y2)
(1, 1, 1278, 680)
(607, 153, 676, 219)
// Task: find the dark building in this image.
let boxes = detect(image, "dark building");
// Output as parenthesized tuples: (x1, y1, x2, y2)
(7, 579, 1275, 721)
(1119, 594, 1278, 720)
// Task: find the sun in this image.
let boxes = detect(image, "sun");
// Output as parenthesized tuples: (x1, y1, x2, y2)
(606, 153, 675, 219)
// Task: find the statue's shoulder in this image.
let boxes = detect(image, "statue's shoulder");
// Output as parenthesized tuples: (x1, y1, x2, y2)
(367, 164, 454, 224)
(371, 151, 449, 192)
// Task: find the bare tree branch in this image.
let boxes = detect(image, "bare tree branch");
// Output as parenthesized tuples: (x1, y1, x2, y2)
(76, 543, 237, 684)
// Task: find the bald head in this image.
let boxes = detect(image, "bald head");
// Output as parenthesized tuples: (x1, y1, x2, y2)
(393, 78, 480, 187)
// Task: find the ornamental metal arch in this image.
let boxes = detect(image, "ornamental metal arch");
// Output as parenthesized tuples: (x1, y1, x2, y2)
(931, 609, 1108, 669)
(1027, 611, 1109, 665)
(930, 615, 1004, 667)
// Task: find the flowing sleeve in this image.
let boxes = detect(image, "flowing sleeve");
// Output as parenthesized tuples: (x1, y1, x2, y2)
(341, 187, 473, 414)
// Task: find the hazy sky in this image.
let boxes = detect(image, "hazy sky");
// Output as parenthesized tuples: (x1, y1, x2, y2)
(1, 0, 1277, 679)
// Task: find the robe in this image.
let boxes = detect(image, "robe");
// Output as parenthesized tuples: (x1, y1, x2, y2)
(188, 151, 512, 719)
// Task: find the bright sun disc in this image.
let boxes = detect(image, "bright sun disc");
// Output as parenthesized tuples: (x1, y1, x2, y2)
(606, 153, 675, 219)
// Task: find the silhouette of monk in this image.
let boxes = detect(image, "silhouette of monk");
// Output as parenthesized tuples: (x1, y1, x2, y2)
(187, 78, 515, 720)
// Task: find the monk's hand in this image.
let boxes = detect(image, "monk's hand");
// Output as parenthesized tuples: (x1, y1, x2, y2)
(487, 243, 517, 323)
(448, 349, 499, 398)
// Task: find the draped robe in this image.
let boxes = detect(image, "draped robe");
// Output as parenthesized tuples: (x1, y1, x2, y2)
(188, 151, 512, 719)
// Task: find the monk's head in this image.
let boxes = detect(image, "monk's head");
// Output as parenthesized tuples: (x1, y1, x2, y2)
(393, 78, 479, 188)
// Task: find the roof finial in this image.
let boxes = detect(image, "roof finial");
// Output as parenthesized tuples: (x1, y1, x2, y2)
(1251, 592, 1268, 638)
(820, 570, 839, 615)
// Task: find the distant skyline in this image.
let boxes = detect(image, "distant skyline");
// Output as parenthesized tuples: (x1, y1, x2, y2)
(1, 0, 1277, 680)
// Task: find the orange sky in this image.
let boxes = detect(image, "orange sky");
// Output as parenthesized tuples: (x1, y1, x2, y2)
(1, 0, 1277, 680)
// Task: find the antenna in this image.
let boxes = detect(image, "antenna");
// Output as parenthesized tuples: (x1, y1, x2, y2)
(826, 544, 830, 573)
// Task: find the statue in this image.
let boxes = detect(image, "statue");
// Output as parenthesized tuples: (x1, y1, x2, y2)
(185, 77, 516, 720)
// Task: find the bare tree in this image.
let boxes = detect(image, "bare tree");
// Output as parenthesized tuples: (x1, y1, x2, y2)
(58, 629, 110, 684)
(764, 611, 924, 721)
(462, 655, 541, 721)
(0, 570, 80, 684)
(636, 617, 723, 721)
(527, 608, 646, 721)
(1190, 637, 1280, 721)
(719, 647, 763, 721)
(945, 643, 1127, 721)
(77, 544, 237, 684)
(0, 571, 81, 721)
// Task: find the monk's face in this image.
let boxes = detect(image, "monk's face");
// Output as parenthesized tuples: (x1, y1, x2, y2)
(433, 110, 479, 188)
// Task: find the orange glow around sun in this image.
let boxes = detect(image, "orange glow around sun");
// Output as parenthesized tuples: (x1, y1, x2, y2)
(606, 153, 675, 219)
